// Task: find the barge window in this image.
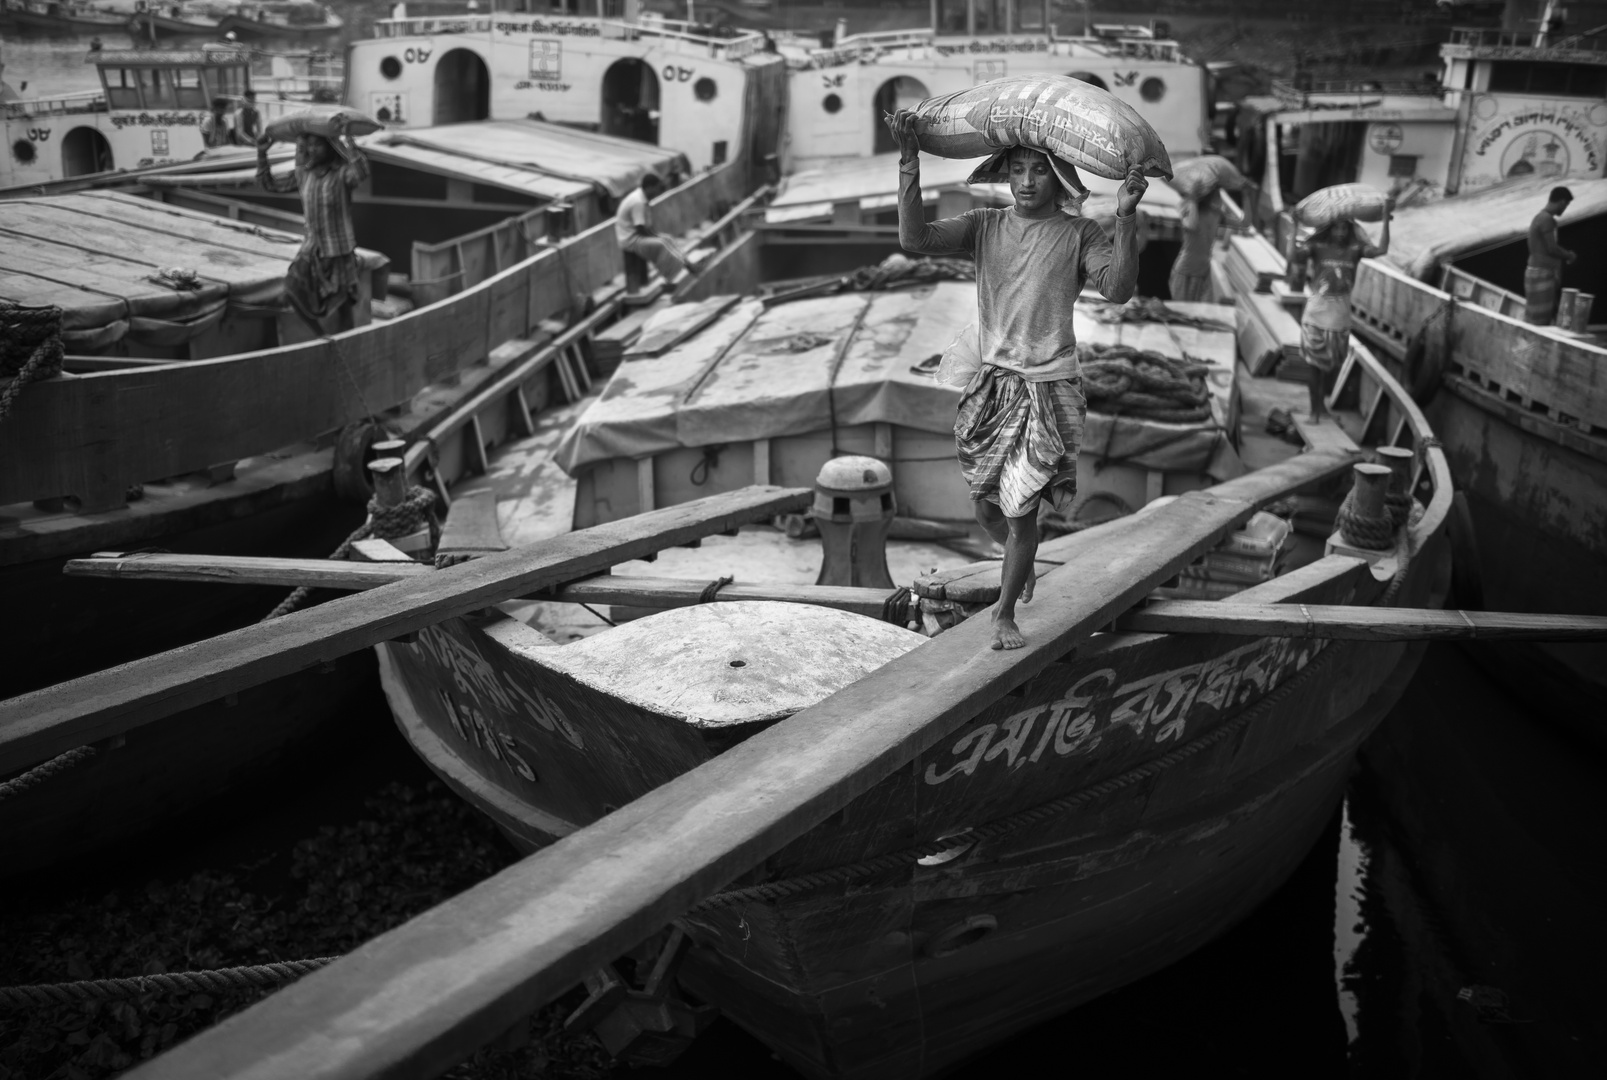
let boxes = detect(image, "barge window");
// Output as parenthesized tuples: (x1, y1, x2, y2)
(1487, 60, 1607, 97)
(106, 69, 142, 110)
(211, 65, 248, 98)
(1014, 0, 1047, 31)
(139, 68, 176, 109)
(937, 0, 968, 34)
(173, 68, 207, 109)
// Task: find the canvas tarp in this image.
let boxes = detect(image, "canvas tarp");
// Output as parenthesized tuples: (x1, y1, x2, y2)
(555, 282, 1241, 480)
(0, 190, 386, 349)
(1379, 176, 1607, 280)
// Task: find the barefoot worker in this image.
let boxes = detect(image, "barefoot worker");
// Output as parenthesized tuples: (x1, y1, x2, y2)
(1525, 185, 1576, 326)
(256, 124, 370, 332)
(1286, 212, 1390, 422)
(886, 109, 1147, 651)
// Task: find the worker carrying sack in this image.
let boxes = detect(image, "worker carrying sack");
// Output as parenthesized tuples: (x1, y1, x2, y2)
(1168, 154, 1247, 201)
(908, 74, 1173, 191)
(1293, 183, 1390, 228)
(264, 107, 383, 145)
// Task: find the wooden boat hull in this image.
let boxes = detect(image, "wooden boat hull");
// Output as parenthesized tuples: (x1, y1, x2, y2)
(218, 13, 340, 38)
(375, 522, 1447, 1075)
(1, 8, 125, 30)
(1425, 378, 1607, 751)
(128, 12, 221, 35)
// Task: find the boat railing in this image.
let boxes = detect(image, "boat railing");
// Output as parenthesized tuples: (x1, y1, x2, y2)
(1269, 76, 1440, 106)
(1350, 257, 1607, 443)
(1445, 24, 1607, 54)
(252, 73, 344, 99)
(0, 90, 106, 119)
(598, 18, 767, 59)
(370, 12, 766, 58)
(0, 160, 760, 513)
(373, 13, 493, 37)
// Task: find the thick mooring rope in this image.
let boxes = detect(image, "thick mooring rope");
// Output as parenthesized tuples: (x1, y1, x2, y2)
(1335, 488, 1397, 551)
(0, 746, 97, 805)
(0, 303, 65, 427)
(263, 487, 436, 621)
(0, 957, 339, 1009)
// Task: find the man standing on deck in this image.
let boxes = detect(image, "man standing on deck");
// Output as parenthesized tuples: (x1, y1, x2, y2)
(236, 89, 261, 146)
(200, 96, 235, 149)
(616, 174, 687, 286)
(1170, 188, 1223, 303)
(886, 110, 1147, 651)
(256, 125, 370, 331)
(1525, 186, 1576, 326)
(1286, 214, 1391, 423)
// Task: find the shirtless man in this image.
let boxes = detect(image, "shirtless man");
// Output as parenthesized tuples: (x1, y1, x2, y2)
(1286, 213, 1390, 421)
(887, 109, 1146, 650)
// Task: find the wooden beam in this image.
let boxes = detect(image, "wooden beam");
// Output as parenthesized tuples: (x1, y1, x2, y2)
(64, 552, 431, 589)
(0, 486, 812, 774)
(1118, 602, 1607, 642)
(550, 576, 896, 619)
(121, 463, 1335, 1080)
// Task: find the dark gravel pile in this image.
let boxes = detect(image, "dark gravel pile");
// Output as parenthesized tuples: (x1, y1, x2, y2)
(0, 781, 612, 1080)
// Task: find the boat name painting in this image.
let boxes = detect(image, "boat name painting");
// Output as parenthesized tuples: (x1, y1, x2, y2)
(109, 112, 203, 129)
(1460, 94, 1607, 191)
(410, 623, 586, 750)
(925, 635, 1326, 786)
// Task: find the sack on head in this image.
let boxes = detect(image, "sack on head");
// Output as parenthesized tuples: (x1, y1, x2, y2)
(908, 74, 1173, 182)
(1167, 154, 1246, 201)
(264, 107, 383, 146)
(1293, 183, 1390, 229)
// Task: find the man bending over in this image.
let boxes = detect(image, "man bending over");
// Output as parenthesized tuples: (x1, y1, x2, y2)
(615, 173, 687, 286)
(887, 110, 1147, 650)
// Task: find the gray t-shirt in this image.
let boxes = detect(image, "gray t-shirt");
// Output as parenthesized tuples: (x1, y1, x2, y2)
(897, 160, 1139, 382)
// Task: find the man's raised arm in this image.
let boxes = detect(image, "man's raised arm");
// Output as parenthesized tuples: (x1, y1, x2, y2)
(1081, 167, 1147, 304)
(888, 110, 975, 256)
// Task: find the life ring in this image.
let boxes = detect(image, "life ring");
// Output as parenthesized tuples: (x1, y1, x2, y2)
(331, 419, 392, 504)
(925, 915, 998, 959)
(1447, 490, 1485, 611)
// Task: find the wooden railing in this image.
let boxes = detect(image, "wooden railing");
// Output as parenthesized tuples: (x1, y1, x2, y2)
(409, 162, 750, 306)
(1351, 258, 1607, 438)
(1439, 265, 1525, 320)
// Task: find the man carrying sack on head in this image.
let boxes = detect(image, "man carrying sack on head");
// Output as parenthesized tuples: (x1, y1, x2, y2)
(885, 109, 1147, 652)
(257, 119, 370, 332)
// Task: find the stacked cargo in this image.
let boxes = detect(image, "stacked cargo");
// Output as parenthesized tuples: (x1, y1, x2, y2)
(1152, 510, 1293, 600)
(1219, 232, 1303, 376)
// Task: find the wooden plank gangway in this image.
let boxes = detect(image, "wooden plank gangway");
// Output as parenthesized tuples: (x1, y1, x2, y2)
(0, 487, 812, 775)
(116, 450, 1359, 1080)
(64, 553, 1607, 642)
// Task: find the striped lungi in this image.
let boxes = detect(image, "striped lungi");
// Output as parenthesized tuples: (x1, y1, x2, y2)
(954, 367, 1085, 520)
(1525, 264, 1560, 326)
(285, 241, 361, 323)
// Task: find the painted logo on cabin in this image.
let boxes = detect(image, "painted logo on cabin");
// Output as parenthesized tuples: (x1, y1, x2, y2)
(1461, 95, 1607, 191)
(924, 636, 1326, 785)
(411, 624, 585, 750)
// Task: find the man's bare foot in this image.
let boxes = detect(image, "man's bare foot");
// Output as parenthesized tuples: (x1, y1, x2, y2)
(1020, 567, 1036, 604)
(990, 613, 1026, 650)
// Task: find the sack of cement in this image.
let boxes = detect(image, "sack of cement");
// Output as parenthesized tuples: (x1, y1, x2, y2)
(264, 107, 382, 144)
(1168, 154, 1247, 200)
(909, 75, 1173, 183)
(1293, 183, 1390, 228)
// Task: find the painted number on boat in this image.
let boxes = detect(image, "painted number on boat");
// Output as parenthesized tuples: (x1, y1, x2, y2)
(923, 636, 1325, 785)
(404, 48, 432, 64)
(437, 690, 537, 782)
(412, 624, 585, 750)
(25, 128, 50, 142)
(662, 65, 696, 83)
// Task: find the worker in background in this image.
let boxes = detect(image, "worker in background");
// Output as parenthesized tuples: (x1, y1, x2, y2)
(1287, 212, 1391, 423)
(200, 96, 235, 149)
(256, 124, 370, 331)
(1170, 188, 1223, 303)
(1525, 186, 1575, 326)
(236, 89, 261, 146)
(887, 109, 1146, 651)
(615, 173, 687, 286)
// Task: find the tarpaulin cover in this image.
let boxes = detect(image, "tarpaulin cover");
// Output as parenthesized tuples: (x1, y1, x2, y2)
(555, 282, 1242, 481)
(0, 190, 386, 351)
(382, 119, 690, 201)
(1378, 176, 1607, 280)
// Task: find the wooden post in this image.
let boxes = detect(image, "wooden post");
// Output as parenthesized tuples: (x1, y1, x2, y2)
(1375, 445, 1413, 494)
(368, 457, 408, 509)
(1351, 463, 1391, 519)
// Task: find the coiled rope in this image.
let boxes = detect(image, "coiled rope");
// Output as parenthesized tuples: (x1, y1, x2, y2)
(1079, 343, 1214, 424)
(1335, 487, 1397, 550)
(0, 957, 338, 1009)
(262, 486, 435, 621)
(699, 575, 733, 604)
(691, 607, 1363, 912)
(0, 303, 65, 427)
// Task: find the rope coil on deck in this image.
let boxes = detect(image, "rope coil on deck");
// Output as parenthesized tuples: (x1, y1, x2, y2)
(1335, 489, 1397, 551)
(0, 957, 339, 1009)
(690, 570, 1407, 913)
(1079, 343, 1214, 424)
(0, 303, 65, 427)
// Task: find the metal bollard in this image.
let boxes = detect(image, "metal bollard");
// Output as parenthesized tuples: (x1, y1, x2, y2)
(812, 455, 896, 590)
